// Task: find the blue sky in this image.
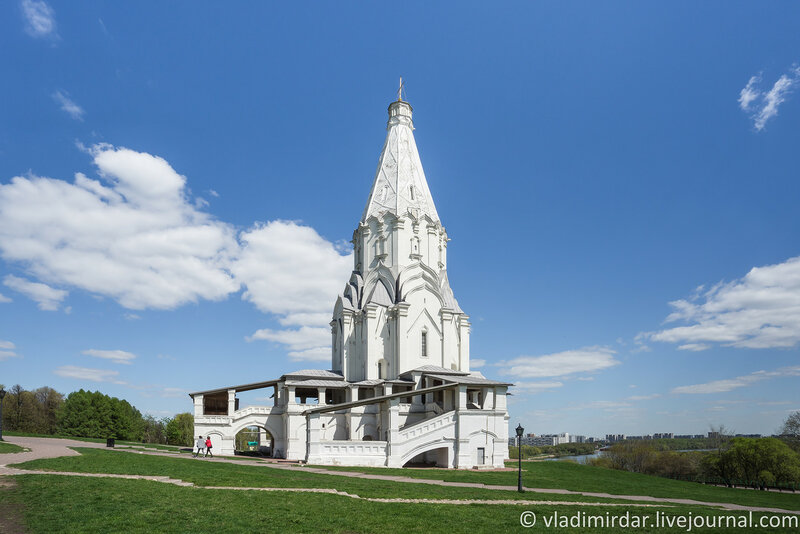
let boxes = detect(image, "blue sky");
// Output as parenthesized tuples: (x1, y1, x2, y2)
(1, 1, 799, 437)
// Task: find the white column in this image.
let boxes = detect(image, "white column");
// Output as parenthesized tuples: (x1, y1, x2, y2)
(441, 309, 454, 369)
(193, 394, 204, 417)
(394, 302, 410, 375)
(227, 390, 236, 415)
(386, 397, 402, 467)
(458, 316, 471, 372)
(364, 304, 379, 379)
(306, 413, 322, 464)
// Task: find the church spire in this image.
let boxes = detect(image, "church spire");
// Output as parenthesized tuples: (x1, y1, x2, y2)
(360, 87, 440, 224)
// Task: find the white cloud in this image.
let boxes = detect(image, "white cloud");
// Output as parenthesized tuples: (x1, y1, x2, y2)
(514, 381, 563, 393)
(82, 349, 136, 365)
(738, 75, 761, 111)
(234, 221, 351, 317)
(247, 325, 333, 361)
(671, 365, 800, 395)
(1, 339, 20, 361)
(566, 400, 633, 412)
(1, 144, 355, 363)
(52, 90, 85, 121)
(498, 346, 619, 379)
(237, 221, 352, 361)
(54, 365, 124, 383)
(0, 144, 240, 310)
(3, 275, 67, 310)
(21, 0, 57, 38)
(677, 343, 711, 352)
(287, 347, 330, 362)
(645, 256, 800, 350)
(739, 67, 800, 131)
(471, 358, 486, 368)
(0, 292, 11, 303)
(627, 394, 661, 401)
(124, 313, 140, 320)
(0, 350, 19, 361)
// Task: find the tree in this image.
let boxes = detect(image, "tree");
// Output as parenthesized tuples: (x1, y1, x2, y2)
(782, 412, 800, 436)
(165, 413, 194, 446)
(780, 411, 800, 452)
(706, 437, 800, 488)
(141, 415, 168, 444)
(58, 390, 145, 440)
(33, 387, 63, 434)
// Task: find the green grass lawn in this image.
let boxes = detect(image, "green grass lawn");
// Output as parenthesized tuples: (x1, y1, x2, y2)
(11, 448, 634, 504)
(0, 441, 26, 454)
(313, 460, 800, 512)
(7, 449, 800, 533)
(5, 474, 798, 534)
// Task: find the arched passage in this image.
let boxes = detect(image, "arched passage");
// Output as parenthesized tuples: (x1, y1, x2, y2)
(234, 424, 275, 457)
(401, 444, 451, 468)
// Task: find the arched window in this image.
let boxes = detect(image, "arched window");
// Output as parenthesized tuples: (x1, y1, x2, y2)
(421, 331, 428, 358)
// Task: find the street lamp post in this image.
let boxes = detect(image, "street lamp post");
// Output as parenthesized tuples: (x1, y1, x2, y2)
(516, 423, 524, 493)
(0, 388, 6, 441)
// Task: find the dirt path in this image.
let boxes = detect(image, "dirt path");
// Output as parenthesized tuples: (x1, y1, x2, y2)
(2, 436, 799, 516)
(0, 476, 27, 534)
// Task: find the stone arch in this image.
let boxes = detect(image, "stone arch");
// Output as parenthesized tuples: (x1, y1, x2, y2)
(232, 418, 283, 445)
(233, 423, 277, 455)
(401, 441, 453, 467)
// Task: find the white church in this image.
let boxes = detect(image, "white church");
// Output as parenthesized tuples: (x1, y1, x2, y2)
(190, 91, 511, 468)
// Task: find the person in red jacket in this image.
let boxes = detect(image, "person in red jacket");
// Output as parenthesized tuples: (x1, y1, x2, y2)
(204, 436, 213, 458)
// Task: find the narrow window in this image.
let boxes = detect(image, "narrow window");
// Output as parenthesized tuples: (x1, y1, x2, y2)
(410, 185, 415, 200)
(421, 331, 428, 357)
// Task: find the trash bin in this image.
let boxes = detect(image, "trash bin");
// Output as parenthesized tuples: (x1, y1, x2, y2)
(106, 438, 115, 448)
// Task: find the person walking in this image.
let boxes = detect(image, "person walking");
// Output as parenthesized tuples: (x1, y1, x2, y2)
(194, 435, 205, 458)
(204, 436, 213, 458)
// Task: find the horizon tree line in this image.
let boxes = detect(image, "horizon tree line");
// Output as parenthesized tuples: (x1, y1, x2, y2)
(0, 383, 193, 446)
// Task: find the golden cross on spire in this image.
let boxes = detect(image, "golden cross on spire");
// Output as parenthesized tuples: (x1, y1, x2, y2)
(397, 77, 404, 102)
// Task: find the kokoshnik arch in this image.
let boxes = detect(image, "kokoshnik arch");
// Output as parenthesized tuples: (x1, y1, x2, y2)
(189, 91, 512, 468)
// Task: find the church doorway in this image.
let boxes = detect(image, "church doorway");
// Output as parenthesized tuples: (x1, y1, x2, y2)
(234, 425, 275, 457)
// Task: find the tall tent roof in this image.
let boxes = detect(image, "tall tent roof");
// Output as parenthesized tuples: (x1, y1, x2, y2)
(361, 99, 440, 224)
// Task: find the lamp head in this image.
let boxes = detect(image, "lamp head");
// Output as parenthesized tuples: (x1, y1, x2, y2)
(515, 423, 524, 437)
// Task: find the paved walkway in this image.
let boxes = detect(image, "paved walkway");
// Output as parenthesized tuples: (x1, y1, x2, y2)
(2, 436, 799, 515)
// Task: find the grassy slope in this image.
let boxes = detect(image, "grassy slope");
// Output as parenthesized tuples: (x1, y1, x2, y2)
(12, 448, 632, 504)
(314, 461, 800, 512)
(8, 475, 798, 534)
(11, 448, 800, 512)
(0, 441, 26, 454)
